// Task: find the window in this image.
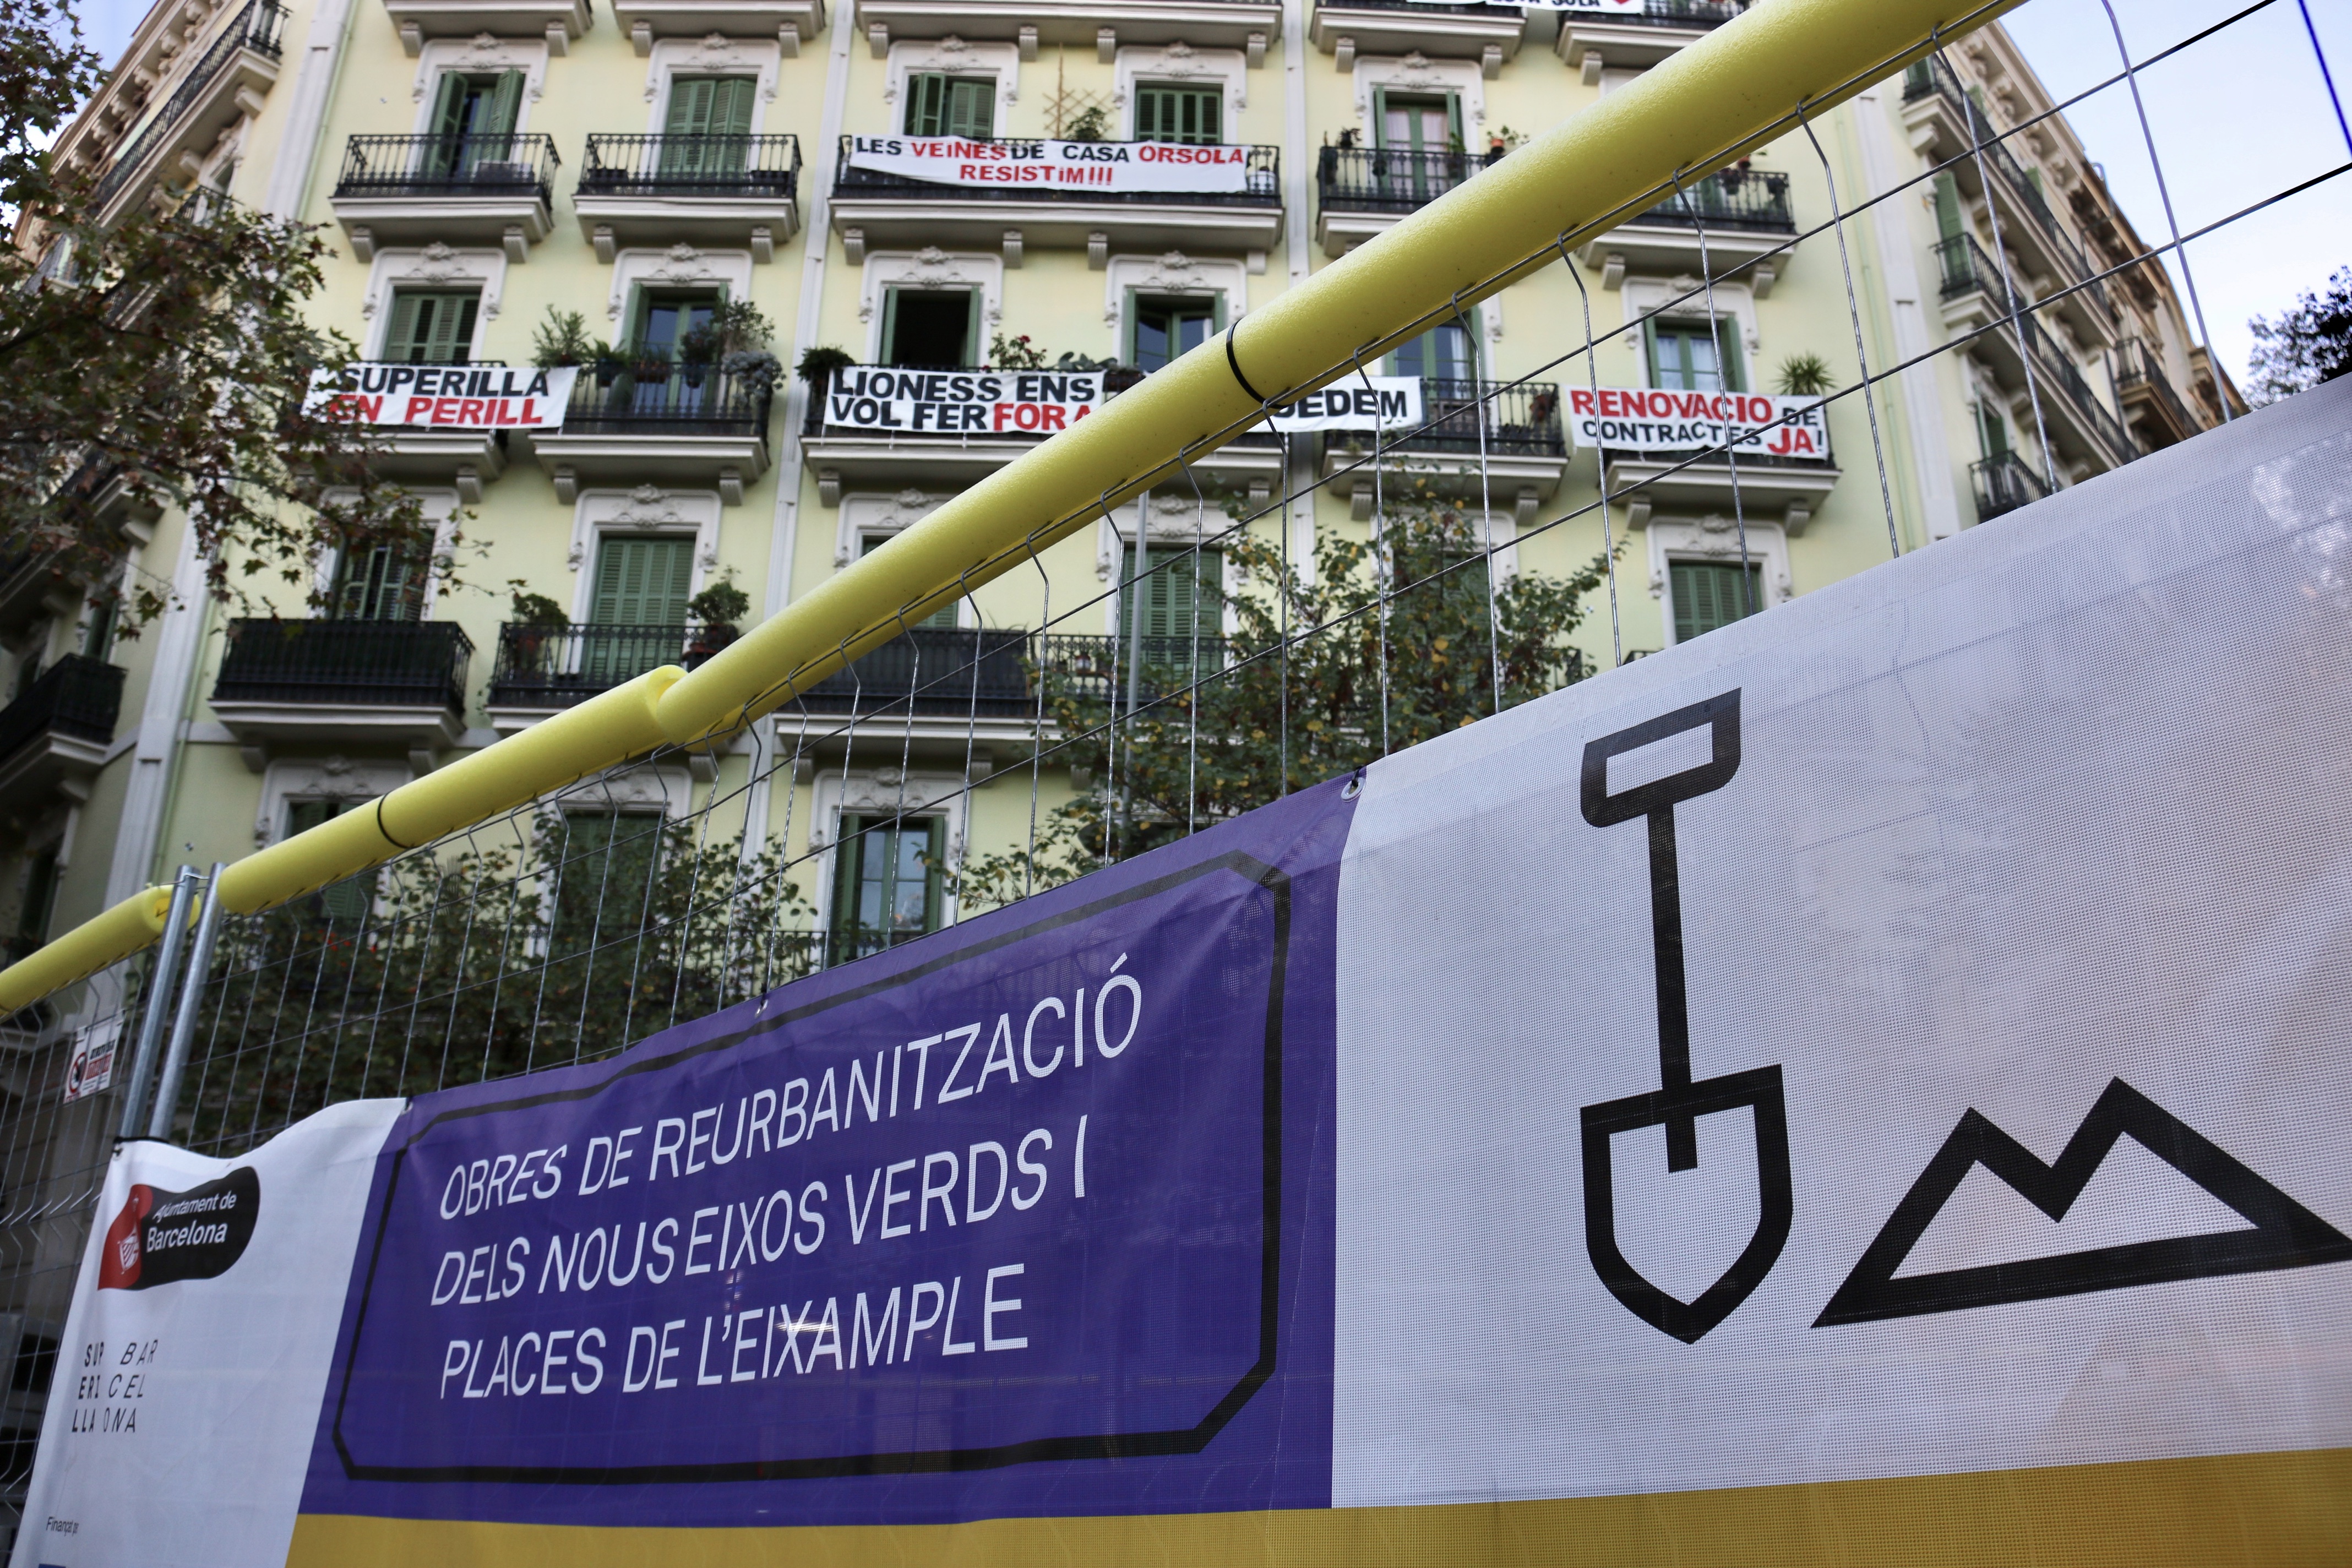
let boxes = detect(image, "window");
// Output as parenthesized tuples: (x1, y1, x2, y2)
(904, 74, 995, 138)
(630, 290, 718, 362)
(1648, 318, 1744, 392)
(284, 802, 373, 924)
(334, 546, 426, 622)
(1120, 545, 1221, 650)
(1931, 171, 1964, 242)
(1132, 296, 1215, 373)
(662, 76, 756, 176)
(1669, 560, 1762, 644)
(830, 814, 943, 961)
(1974, 399, 2010, 459)
(1390, 317, 1477, 383)
(551, 812, 663, 963)
(861, 535, 956, 628)
(16, 851, 58, 954)
(384, 290, 479, 366)
(426, 71, 523, 177)
(1136, 85, 1221, 145)
(1372, 89, 1461, 204)
(883, 288, 976, 367)
(80, 595, 116, 662)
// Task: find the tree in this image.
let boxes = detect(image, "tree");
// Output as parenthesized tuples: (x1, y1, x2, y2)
(958, 483, 1615, 906)
(2247, 266, 2352, 407)
(2, 0, 434, 631)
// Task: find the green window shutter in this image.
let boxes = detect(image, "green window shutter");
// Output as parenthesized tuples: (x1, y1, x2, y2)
(484, 69, 524, 137)
(386, 290, 478, 364)
(862, 535, 955, 627)
(591, 537, 695, 625)
(1137, 86, 1220, 145)
(386, 291, 423, 360)
(1446, 94, 1464, 152)
(1121, 547, 1219, 641)
(1932, 172, 1963, 240)
(285, 802, 371, 923)
(906, 74, 992, 137)
(667, 76, 715, 136)
(429, 72, 470, 139)
(1670, 560, 1762, 643)
(906, 73, 942, 134)
(336, 546, 422, 622)
(1715, 318, 1745, 393)
(714, 77, 755, 137)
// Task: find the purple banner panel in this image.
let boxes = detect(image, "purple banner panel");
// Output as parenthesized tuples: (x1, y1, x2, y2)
(300, 781, 1350, 1528)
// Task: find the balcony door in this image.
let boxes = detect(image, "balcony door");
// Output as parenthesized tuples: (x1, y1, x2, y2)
(283, 802, 372, 924)
(1120, 545, 1221, 675)
(1669, 559, 1762, 644)
(625, 289, 720, 415)
(587, 535, 693, 684)
(334, 546, 425, 623)
(829, 814, 944, 962)
(661, 75, 755, 179)
(1135, 85, 1221, 145)
(384, 288, 478, 366)
(904, 74, 995, 139)
(1647, 317, 1744, 393)
(881, 288, 976, 368)
(426, 70, 522, 178)
(1392, 316, 1479, 440)
(1132, 296, 1216, 374)
(1374, 89, 1461, 204)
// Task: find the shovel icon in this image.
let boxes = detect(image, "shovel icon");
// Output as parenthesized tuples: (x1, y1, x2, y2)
(1578, 690, 1793, 1344)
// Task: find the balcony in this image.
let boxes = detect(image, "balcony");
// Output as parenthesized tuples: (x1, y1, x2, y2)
(1320, 378, 1570, 521)
(486, 623, 712, 728)
(2113, 336, 2202, 452)
(530, 361, 774, 503)
(575, 134, 802, 260)
(1900, 57, 2116, 347)
(87, 0, 287, 223)
(1309, 2, 1526, 71)
(1935, 232, 2136, 476)
(210, 619, 473, 766)
(1314, 144, 1494, 255)
(802, 363, 1280, 500)
(856, 0, 1279, 57)
(616, 0, 821, 50)
(0, 555, 73, 644)
(830, 138, 1283, 262)
(1578, 168, 1794, 291)
(1970, 450, 2050, 524)
(383, 0, 588, 51)
(0, 657, 123, 816)
(329, 134, 559, 262)
(1555, 0, 1741, 78)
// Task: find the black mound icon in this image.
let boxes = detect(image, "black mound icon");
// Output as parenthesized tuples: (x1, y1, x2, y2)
(1817, 1077, 2352, 1326)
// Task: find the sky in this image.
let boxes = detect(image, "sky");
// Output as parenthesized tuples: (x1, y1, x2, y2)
(67, 0, 2351, 387)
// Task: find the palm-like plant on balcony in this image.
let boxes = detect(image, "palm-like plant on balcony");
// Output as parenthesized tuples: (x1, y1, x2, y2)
(1774, 352, 1838, 397)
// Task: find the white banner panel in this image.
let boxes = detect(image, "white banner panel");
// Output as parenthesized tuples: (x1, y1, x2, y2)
(307, 364, 578, 429)
(1332, 380, 2352, 1507)
(1263, 377, 1425, 433)
(1566, 386, 1828, 458)
(845, 136, 1254, 194)
(10, 1101, 401, 1568)
(820, 366, 1106, 434)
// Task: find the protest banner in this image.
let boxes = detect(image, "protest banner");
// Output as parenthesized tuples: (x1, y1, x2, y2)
(308, 363, 579, 431)
(14, 388, 2352, 1566)
(1567, 385, 1830, 459)
(819, 367, 1108, 435)
(1262, 377, 1425, 434)
(846, 136, 1257, 195)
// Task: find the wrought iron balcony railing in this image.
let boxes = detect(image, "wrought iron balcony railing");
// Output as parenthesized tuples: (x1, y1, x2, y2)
(1903, 56, 2113, 323)
(1034, 633, 1229, 711)
(89, 0, 288, 211)
(0, 656, 124, 765)
(560, 361, 773, 439)
(834, 137, 1280, 206)
(1554, 0, 1743, 26)
(213, 619, 472, 711)
(1316, 145, 1490, 215)
(2113, 336, 2201, 444)
(333, 134, 559, 203)
(1333, 378, 1566, 459)
(1970, 450, 2050, 521)
(792, 628, 1038, 719)
(1626, 167, 1794, 232)
(487, 623, 733, 710)
(577, 134, 802, 200)
(1935, 228, 2021, 306)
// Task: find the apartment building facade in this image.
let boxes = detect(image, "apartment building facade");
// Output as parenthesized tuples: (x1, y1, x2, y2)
(4, 0, 2234, 1004)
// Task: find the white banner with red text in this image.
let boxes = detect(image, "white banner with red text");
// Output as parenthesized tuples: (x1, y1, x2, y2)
(308, 364, 579, 431)
(1567, 386, 1830, 460)
(845, 135, 1257, 194)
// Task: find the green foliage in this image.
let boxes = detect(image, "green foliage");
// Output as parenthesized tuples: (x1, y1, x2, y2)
(956, 485, 1613, 910)
(508, 588, 569, 626)
(989, 331, 1049, 369)
(1, 0, 437, 631)
(2248, 266, 2352, 406)
(1773, 353, 1837, 396)
(172, 825, 814, 1150)
(797, 344, 854, 384)
(678, 298, 773, 363)
(1064, 104, 1110, 142)
(528, 305, 609, 369)
(686, 569, 750, 628)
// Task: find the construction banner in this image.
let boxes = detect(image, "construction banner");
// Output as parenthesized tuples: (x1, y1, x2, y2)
(14, 384, 2352, 1566)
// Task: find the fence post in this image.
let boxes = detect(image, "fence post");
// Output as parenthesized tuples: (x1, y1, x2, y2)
(116, 865, 202, 1140)
(148, 862, 228, 1142)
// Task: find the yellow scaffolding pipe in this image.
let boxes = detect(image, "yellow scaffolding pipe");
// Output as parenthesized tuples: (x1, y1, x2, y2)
(0, 0, 2017, 1016)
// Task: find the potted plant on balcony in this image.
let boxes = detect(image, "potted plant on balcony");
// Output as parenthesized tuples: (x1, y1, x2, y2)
(797, 344, 853, 399)
(684, 572, 750, 668)
(507, 589, 569, 683)
(1774, 353, 1838, 396)
(529, 307, 618, 385)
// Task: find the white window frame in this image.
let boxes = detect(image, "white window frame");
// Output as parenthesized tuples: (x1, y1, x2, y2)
(362, 245, 506, 358)
(256, 757, 413, 846)
(1623, 277, 1761, 389)
(606, 242, 754, 323)
(641, 35, 781, 134)
(858, 248, 1004, 360)
(883, 37, 1019, 135)
(1115, 44, 1246, 138)
(1351, 52, 1484, 141)
(809, 767, 971, 934)
(1102, 250, 1246, 340)
(567, 487, 723, 619)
